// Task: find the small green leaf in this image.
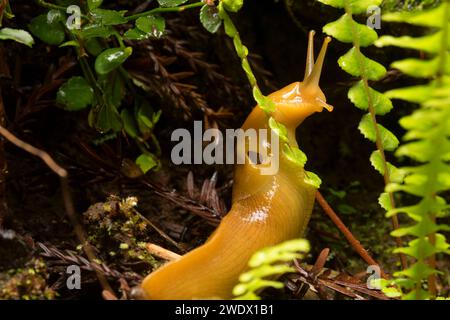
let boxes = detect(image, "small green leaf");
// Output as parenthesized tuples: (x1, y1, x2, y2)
(200, 5, 222, 34)
(124, 28, 149, 40)
(283, 144, 307, 167)
(59, 40, 79, 48)
(358, 114, 399, 151)
(136, 15, 165, 38)
(304, 171, 322, 188)
(241, 59, 256, 86)
(233, 36, 248, 59)
(95, 47, 133, 75)
(370, 150, 405, 183)
(317, 0, 382, 14)
(79, 24, 115, 39)
(100, 72, 126, 108)
(348, 81, 393, 115)
(391, 56, 447, 78)
(378, 193, 392, 211)
(222, 0, 244, 12)
(323, 14, 378, 47)
(88, 0, 103, 11)
(57, 76, 94, 111)
(382, 4, 447, 27)
(96, 103, 123, 132)
(0, 28, 34, 47)
(338, 48, 386, 81)
(385, 85, 432, 104)
(29, 14, 65, 45)
(157, 0, 188, 7)
(253, 87, 275, 113)
(90, 8, 127, 26)
(121, 109, 139, 139)
(136, 153, 158, 173)
(268, 117, 288, 142)
(375, 31, 447, 54)
(85, 38, 103, 56)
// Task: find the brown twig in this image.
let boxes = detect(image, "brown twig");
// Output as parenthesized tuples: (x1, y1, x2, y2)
(0, 125, 116, 298)
(315, 191, 387, 279)
(146, 243, 181, 261)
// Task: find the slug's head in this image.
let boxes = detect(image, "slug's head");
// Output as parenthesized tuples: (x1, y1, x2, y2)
(270, 31, 333, 128)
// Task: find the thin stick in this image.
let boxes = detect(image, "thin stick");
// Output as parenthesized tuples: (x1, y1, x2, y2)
(0, 125, 116, 297)
(316, 191, 387, 278)
(146, 243, 181, 261)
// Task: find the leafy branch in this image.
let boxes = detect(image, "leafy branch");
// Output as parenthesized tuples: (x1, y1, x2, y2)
(232, 239, 310, 299)
(317, 0, 407, 269)
(374, 0, 450, 299)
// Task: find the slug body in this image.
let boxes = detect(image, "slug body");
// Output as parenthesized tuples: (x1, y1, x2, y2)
(141, 32, 332, 300)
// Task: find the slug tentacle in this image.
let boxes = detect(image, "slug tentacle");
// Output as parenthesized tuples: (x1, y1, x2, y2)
(304, 30, 316, 80)
(140, 33, 333, 300)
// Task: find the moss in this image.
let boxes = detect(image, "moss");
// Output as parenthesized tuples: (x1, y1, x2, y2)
(0, 259, 56, 300)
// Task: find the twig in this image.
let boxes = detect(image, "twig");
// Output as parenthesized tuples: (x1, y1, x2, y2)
(315, 191, 387, 279)
(132, 208, 184, 252)
(0, 125, 116, 298)
(146, 243, 181, 261)
(125, 1, 204, 21)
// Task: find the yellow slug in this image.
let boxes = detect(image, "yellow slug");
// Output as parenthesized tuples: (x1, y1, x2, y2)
(141, 31, 333, 300)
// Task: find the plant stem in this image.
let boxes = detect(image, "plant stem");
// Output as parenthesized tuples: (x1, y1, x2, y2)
(344, 1, 408, 270)
(316, 192, 388, 278)
(125, 1, 204, 21)
(35, 0, 67, 11)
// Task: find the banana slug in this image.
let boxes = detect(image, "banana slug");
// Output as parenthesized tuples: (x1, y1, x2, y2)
(141, 31, 333, 300)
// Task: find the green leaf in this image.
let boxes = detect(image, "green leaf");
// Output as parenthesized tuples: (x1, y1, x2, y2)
(57, 76, 94, 111)
(79, 24, 115, 39)
(59, 40, 79, 48)
(268, 117, 288, 142)
(378, 193, 392, 211)
(370, 150, 405, 183)
(29, 14, 65, 45)
(385, 85, 432, 104)
(382, 4, 447, 27)
(283, 144, 307, 167)
(391, 55, 450, 78)
(136, 15, 165, 38)
(375, 31, 448, 54)
(136, 153, 158, 174)
(95, 47, 133, 75)
(121, 109, 139, 139)
(157, 0, 188, 7)
(136, 97, 160, 137)
(84, 38, 103, 56)
(96, 103, 122, 132)
(124, 28, 149, 40)
(348, 81, 393, 115)
(253, 87, 275, 113)
(323, 14, 378, 47)
(304, 171, 322, 188)
(88, 0, 103, 11)
(358, 114, 399, 151)
(0, 28, 34, 47)
(90, 8, 127, 26)
(222, 0, 244, 12)
(317, 0, 382, 14)
(101, 72, 126, 108)
(200, 5, 222, 34)
(338, 48, 386, 81)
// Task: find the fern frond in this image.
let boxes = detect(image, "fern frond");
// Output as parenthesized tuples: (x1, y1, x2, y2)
(232, 239, 310, 300)
(375, 0, 450, 299)
(316, 0, 407, 268)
